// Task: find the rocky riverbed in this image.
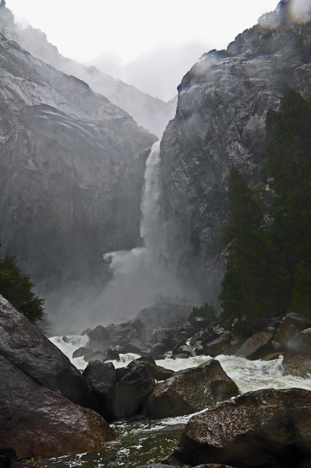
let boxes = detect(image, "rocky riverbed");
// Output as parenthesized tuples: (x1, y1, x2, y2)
(2, 293, 311, 468)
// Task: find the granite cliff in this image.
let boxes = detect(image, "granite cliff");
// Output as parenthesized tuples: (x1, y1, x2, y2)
(10, 18, 176, 137)
(160, 0, 311, 304)
(0, 23, 157, 320)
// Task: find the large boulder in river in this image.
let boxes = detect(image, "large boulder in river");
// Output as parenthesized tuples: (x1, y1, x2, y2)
(283, 328, 311, 377)
(0, 296, 92, 407)
(277, 313, 311, 348)
(83, 361, 117, 421)
(112, 362, 155, 419)
(167, 388, 311, 468)
(145, 359, 238, 419)
(235, 331, 274, 360)
(0, 354, 115, 460)
(127, 356, 175, 381)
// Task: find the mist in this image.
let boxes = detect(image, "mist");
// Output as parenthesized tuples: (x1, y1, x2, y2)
(42, 142, 197, 335)
(93, 42, 212, 102)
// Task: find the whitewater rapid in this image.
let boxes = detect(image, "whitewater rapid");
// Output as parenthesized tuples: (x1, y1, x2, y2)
(50, 334, 311, 394)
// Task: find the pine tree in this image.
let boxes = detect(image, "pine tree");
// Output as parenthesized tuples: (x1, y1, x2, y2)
(266, 88, 311, 316)
(0, 253, 45, 325)
(219, 167, 270, 335)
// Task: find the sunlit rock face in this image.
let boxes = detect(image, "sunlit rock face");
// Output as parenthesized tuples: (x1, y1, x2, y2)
(160, 1, 311, 302)
(0, 32, 156, 296)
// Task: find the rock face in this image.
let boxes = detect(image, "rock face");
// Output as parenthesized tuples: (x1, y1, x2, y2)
(0, 28, 156, 313)
(283, 327, 311, 377)
(145, 359, 239, 419)
(0, 295, 115, 459)
(0, 354, 115, 460)
(12, 22, 176, 137)
(168, 388, 311, 468)
(160, 2, 311, 300)
(0, 295, 92, 406)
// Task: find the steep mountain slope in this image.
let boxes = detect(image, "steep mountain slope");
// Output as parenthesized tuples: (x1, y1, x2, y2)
(0, 30, 157, 304)
(13, 24, 176, 137)
(160, 0, 311, 303)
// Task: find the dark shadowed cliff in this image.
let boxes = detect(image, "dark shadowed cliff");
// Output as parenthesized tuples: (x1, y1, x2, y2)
(160, 0, 311, 304)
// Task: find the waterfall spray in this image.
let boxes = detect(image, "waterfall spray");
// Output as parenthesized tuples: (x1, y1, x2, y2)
(101, 141, 182, 322)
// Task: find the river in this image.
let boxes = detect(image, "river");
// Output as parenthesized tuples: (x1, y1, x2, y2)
(41, 334, 311, 468)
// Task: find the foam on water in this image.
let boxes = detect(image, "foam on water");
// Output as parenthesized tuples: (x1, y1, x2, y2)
(49, 334, 89, 370)
(50, 335, 311, 393)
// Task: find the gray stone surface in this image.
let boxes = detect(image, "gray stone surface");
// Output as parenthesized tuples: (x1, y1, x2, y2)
(168, 388, 311, 468)
(0, 30, 156, 309)
(0, 295, 92, 407)
(0, 354, 115, 460)
(145, 359, 238, 419)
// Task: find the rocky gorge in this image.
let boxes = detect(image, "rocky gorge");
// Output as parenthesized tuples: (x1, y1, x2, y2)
(1, 0, 311, 467)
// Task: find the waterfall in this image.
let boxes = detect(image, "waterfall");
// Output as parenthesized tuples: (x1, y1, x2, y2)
(100, 141, 182, 323)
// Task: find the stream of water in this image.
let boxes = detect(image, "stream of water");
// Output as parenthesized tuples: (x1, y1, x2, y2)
(45, 335, 311, 468)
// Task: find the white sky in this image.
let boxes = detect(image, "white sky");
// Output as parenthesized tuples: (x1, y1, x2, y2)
(8, 0, 280, 100)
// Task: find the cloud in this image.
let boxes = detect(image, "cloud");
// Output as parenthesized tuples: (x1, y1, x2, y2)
(93, 41, 212, 102)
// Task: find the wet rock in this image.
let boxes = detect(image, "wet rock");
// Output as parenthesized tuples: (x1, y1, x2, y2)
(131, 318, 147, 334)
(150, 343, 170, 358)
(83, 361, 117, 420)
(168, 388, 311, 468)
(84, 350, 106, 363)
(120, 343, 143, 355)
(112, 363, 155, 419)
(0, 296, 92, 408)
(189, 330, 208, 346)
(277, 313, 311, 348)
(106, 348, 120, 361)
(127, 356, 175, 381)
(72, 346, 90, 358)
(145, 359, 238, 419)
(0, 354, 115, 460)
(202, 332, 233, 357)
(0, 448, 21, 468)
(283, 328, 311, 377)
(87, 326, 110, 350)
(235, 331, 273, 359)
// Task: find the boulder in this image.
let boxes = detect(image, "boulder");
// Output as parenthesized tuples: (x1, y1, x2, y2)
(145, 359, 239, 419)
(0, 354, 115, 460)
(202, 332, 233, 357)
(235, 331, 273, 359)
(127, 356, 175, 381)
(87, 325, 110, 350)
(150, 343, 170, 358)
(120, 343, 143, 355)
(168, 388, 311, 468)
(277, 313, 311, 348)
(112, 363, 155, 419)
(0, 296, 92, 407)
(283, 328, 311, 377)
(131, 318, 147, 334)
(83, 361, 117, 420)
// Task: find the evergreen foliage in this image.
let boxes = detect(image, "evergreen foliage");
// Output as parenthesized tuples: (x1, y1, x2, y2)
(0, 251, 45, 325)
(220, 89, 311, 335)
(188, 302, 215, 322)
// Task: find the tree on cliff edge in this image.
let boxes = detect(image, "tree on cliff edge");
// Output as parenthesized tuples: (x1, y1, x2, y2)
(0, 249, 45, 325)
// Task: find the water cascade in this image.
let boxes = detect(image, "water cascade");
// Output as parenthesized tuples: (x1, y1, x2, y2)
(100, 141, 183, 323)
